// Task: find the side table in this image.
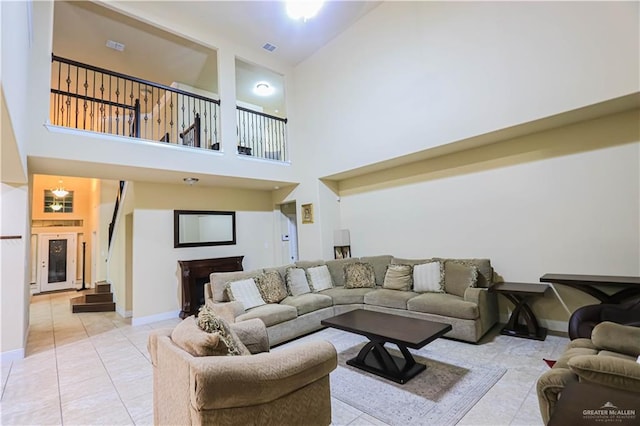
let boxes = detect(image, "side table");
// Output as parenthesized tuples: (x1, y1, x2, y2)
(548, 382, 639, 425)
(490, 282, 550, 340)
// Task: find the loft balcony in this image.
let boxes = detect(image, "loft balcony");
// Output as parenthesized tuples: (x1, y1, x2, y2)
(50, 54, 288, 162)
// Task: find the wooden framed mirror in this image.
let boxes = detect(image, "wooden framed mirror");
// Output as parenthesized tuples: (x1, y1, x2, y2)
(174, 210, 236, 248)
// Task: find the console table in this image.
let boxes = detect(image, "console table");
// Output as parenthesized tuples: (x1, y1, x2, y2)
(540, 273, 640, 304)
(178, 256, 243, 318)
(489, 282, 550, 340)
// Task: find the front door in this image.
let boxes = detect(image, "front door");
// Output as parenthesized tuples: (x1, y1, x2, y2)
(39, 233, 77, 292)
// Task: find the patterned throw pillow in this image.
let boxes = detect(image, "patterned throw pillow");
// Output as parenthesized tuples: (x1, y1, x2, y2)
(171, 316, 228, 357)
(344, 262, 376, 289)
(444, 261, 478, 297)
(306, 265, 334, 292)
(197, 305, 250, 356)
(286, 267, 312, 296)
(225, 278, 266, 310)
(413, 261, 445, 293)
(255, 270, 288, 303)
(383, 264, 413, 291)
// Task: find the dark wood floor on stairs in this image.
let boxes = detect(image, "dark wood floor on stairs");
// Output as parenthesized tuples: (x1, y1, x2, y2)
(70, 281, 116, 313)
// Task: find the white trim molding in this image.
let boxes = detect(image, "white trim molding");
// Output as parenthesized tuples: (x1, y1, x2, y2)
(131, 310, 180, 327)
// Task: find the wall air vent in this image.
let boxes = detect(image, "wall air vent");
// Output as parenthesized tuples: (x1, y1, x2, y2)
(106, 39, 125, 52)
(262, 43, 277, 52)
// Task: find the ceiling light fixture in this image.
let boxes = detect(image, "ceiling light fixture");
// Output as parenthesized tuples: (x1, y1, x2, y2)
(50, 202, 63, 212)
(52, 180, 69, 198)
(254, 82, 274, 96)
(183, 177, 199, 185)
(286, 0, 324, 21)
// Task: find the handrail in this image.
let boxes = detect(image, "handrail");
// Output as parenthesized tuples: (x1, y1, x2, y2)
(50, 88, 135, 111)
(52, 54, 220, 105)
(236, 105, 287, 123)
(108, 180, 125, 249)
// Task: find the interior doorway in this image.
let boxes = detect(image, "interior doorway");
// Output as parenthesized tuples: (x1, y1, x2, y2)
(38, 233, 77, 292)
(279, 202, 299, 263)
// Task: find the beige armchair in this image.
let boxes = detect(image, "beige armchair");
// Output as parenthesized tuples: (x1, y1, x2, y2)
(537, 321, 640, 424)
(148, 318, 337, 426)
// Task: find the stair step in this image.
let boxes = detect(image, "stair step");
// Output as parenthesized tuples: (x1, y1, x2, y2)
(95, 283, 111, 293)
(70, 296, 116, 313)
(85, 292, 113, 303)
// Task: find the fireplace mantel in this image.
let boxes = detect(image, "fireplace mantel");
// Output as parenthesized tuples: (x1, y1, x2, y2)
(177, 256, 244, 318)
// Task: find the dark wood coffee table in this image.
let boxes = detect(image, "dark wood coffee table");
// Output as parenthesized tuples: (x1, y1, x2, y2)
(321, 309, 452, 384)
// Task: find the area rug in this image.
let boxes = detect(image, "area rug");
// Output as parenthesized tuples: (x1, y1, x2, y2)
(330, 341, 506, 425)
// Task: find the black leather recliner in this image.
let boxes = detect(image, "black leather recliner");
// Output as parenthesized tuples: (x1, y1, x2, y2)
(568, 296, 640, 340)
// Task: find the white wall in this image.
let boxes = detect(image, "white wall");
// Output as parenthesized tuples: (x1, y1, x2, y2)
(293, 1, 639, 176)
(1, 183, 30, 361)
(338, 111, 640, 327)
(129, 182, 277, 322)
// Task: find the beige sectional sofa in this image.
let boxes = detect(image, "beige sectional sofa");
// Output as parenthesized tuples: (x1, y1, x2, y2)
(205, 255, 499, 345)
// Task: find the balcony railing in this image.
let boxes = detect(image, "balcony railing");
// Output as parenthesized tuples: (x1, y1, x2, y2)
(50, 55, 289, 162)
(51, 54, 220, 149)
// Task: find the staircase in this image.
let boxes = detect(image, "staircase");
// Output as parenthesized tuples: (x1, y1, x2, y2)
(70, 281, 116, 313)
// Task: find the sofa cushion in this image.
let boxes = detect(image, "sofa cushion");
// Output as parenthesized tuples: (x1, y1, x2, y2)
(306, 265, 334, 292)
(226, 278, 266, 310)
(171, 316, 230, 357)
(209, 269, 263, 302)
(392, 257, 433, 266)
(364, 289, 419, 309)
(360, 255, 393, 286)
(444, 261, 478, 297)
(255, 271, 288, 304)
(344, 262, 376, 289)
(295, 260, 325, 269)
(281, 293, 333, 316)
(319, 287, 375, 305)
(592, 321, 640, 357)
(325, 258, 359, 287)
(413, 261, 444, 293)
(197, 307, 251, 355)
(553, 346, 599, 369)
(436, 258, 493, 288)
(264, 264, 294, 284)
(407, 293, 479, 320)
(236, 304, 298, 327)
(383, 264, 413, 291)
(568, 354, 640, 393)
(286, 267, 312, 296)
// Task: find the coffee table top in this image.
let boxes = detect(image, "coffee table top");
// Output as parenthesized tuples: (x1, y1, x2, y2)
(321, 309, 452, 349)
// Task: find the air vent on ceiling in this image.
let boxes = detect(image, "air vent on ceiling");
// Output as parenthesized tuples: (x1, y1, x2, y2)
(262, 43, 277, 52)
(106, 40, 125, 52)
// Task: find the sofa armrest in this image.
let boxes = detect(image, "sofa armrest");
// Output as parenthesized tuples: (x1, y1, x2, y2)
(189, 340, 337, 410)
(147, 328, 173, 366)
(464, 287, 498, 334)
(536, 367, 579, 424)
(230, 318, 269, 354)
(568, 354, 640, 393)
(204, 299, 245, 323)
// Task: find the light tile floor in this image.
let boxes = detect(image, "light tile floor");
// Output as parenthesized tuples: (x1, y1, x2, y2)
(1, 291, 568, 425)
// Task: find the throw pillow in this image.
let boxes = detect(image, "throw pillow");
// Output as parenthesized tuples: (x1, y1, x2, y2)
(306, 265, 334, 292)
(344, 262, 376, 289)
(254, 271, 288, 303)
(225, 278, 266, 310)
(170, 316, 229, 357)
(197, 305, 251, 355)
(413, 261, 445, 293)
(382, 264, 413, 291)
(444, 261, 478, 297)
(286, 267, 312, 296)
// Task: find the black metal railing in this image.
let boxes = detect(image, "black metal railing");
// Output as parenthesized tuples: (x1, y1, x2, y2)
(236, 106, 288, 161)
(108, 180, 125, 249)
(51, 54, 220, 150)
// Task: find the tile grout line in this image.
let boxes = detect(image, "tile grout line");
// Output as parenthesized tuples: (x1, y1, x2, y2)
(78, 314, 138, 425)
(0, 361, 14, 401)
(50, 294, 65, 426)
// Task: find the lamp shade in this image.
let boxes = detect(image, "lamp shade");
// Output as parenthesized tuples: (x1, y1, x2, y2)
(333, 229, 350, 246)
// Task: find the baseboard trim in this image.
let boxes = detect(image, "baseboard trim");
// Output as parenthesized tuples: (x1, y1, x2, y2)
(115, 306, 133, 318)
(1, 347, 25, 362)
(132, 310, 180, 327)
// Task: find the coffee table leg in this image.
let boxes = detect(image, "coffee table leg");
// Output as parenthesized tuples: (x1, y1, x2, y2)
(347, 338, 426, 384)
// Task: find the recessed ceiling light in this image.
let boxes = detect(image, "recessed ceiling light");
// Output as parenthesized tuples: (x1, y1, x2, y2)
(254, 82, 274, 96)
(183, 177, 199, 185)
(286, 0, 324, 21)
